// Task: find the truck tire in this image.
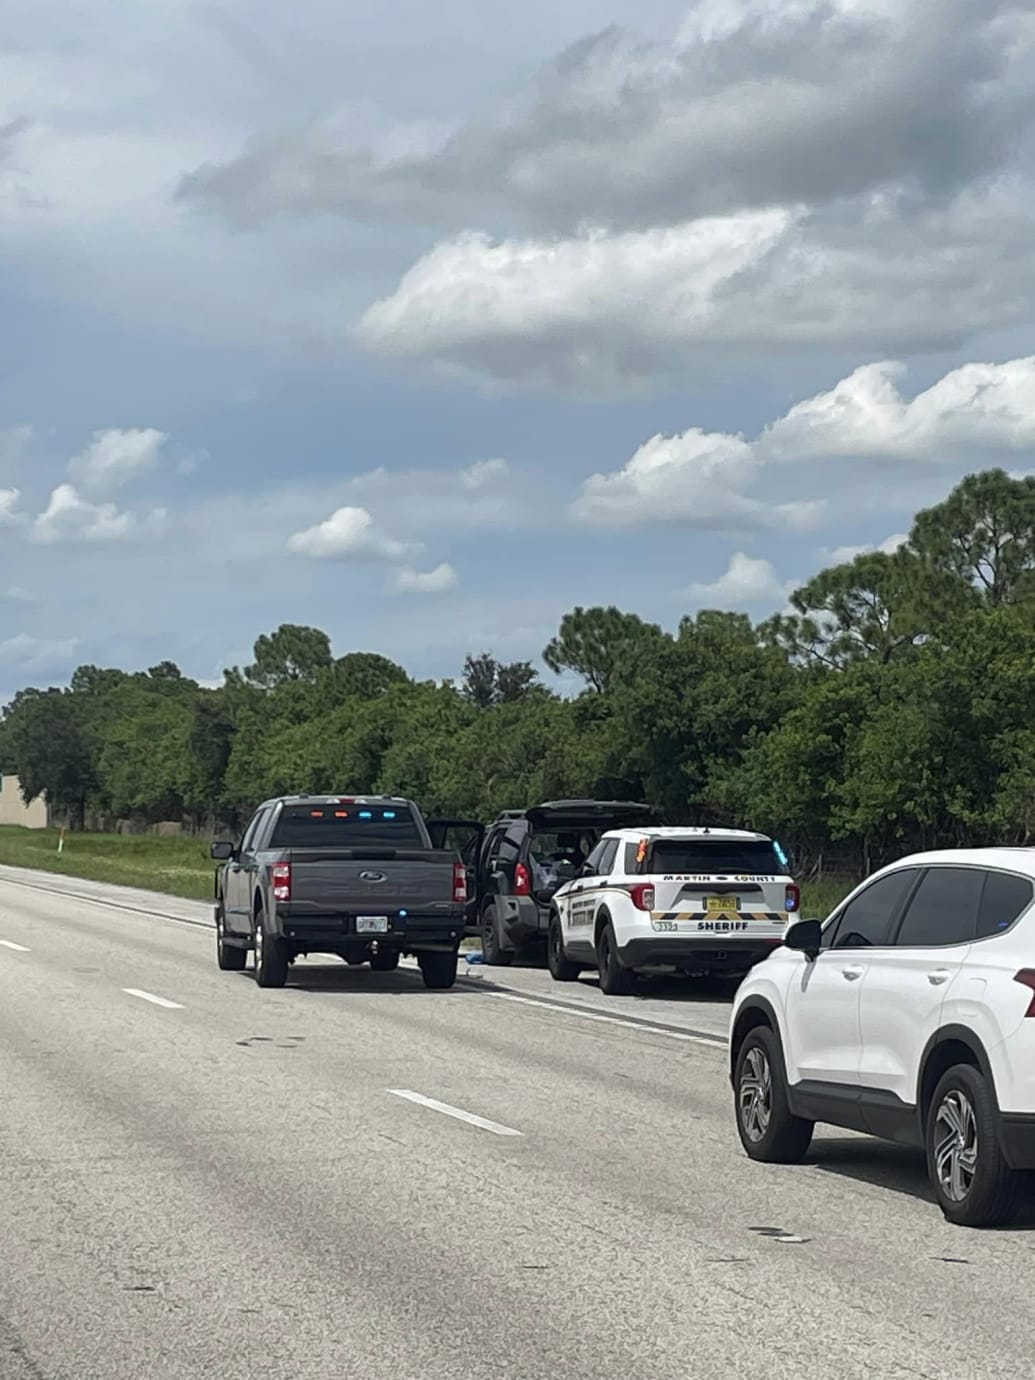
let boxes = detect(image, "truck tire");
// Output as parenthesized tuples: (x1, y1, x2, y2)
(597, 920, 635, 996)
(253, 904, 289, 988)
(370, 950, 400, 973)
(547, 915, 581, 982)
(419, 950, 458, 990)
(482, 906, 514, 967)
(216, 902, 246, 972)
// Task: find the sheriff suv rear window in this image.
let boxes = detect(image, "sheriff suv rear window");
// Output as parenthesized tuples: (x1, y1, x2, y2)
(644, 840, 784, 874)
(270, 805, 423, 849)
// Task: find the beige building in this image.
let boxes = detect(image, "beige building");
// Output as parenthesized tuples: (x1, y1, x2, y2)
(0, 774, 51, 829)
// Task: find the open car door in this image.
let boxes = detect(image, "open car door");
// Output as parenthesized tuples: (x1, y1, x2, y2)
(425, 819, 485, 926)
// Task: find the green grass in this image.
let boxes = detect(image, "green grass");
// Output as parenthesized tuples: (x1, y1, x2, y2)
(0, 824, 860, 918)
(800, 877, 857, 918)
(0, 826, 216, 901)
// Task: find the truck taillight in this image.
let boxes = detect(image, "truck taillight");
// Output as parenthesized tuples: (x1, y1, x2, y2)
(1014, 970, 1035, 1016)
(629, 883, 655, 911)
(785, 883, 800, 913)
(514, 863, 531, 896)
(272, 862, 292, 902)
(453, 862, 468, 903)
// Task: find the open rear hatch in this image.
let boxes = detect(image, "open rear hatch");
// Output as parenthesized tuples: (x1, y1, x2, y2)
(525, 799, 655, 831)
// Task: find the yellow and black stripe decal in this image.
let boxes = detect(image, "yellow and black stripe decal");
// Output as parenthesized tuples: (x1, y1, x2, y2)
(651, 911, 785, 922)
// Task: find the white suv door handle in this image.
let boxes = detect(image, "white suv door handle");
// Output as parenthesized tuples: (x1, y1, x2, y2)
(928, 969, 951, 986)
(841, 965, 864, 981)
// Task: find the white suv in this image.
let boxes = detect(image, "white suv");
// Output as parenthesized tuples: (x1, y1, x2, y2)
(729, 848, 1035, 1228)
(549, 826, 799, 994)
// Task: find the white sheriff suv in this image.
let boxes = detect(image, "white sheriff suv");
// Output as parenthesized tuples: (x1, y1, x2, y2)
(547, 826, 800, 994)
(729, 848, 1035, 1228)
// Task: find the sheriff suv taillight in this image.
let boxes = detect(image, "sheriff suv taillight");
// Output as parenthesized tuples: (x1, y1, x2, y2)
(629, 883, 655, 911)
(785, 883, 801, 913)
(514, 862, 532, 896)
(453, 862, 468, 903)
(272, 862, 292, 902)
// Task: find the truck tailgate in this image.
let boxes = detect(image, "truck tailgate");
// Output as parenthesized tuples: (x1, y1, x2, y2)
(285, 849, 457, 915)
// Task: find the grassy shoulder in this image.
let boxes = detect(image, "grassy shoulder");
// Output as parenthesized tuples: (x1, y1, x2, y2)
(0, 826, 216, 901)
(0, 825, 857, 916)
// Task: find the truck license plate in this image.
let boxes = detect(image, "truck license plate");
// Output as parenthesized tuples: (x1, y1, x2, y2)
(356, 915, 389, 934)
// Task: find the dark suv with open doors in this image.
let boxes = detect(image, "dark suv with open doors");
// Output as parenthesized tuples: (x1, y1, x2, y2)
(468, 800, 654, 965)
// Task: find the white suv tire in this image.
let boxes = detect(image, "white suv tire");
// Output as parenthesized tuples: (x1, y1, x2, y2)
(734, 1026, 814, 1163)
(925, 1065, 1025, 1229)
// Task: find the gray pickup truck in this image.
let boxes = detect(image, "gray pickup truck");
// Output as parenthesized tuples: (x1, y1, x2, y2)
(210, 794, 467, 989)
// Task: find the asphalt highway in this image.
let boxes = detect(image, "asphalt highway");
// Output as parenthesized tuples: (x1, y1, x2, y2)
(0, 863, 1032, 1379)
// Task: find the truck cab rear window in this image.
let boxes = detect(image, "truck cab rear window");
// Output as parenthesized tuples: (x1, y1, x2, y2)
(644, 840, 783, 874)
(270, 807, 422, 849)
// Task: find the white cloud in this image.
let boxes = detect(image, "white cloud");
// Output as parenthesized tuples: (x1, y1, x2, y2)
(458, 458, 508, 490)
(393, 563, 459, 595)
(0, 488, 24, 526)
(683, 553, 794, 610)
(0, 586, 38, 605)
(820, 533, 909, 567)
(758, 358, 1035, 463)
(573, 355, 1035, 534)
(67, 427, 168, 494)
(287, 505, 410, 562)
(32, 484, 134, 544)
(354, 182, 1035, 396)
(571, 426, 824, 533)
(0, 633, 78, 673)
(355, 210, 797, 396)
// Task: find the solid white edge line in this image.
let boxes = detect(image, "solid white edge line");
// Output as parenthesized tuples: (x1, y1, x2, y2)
(122, 987, 185, 1010)
(0, 939, 30, 952)
(388, 1089, 523, 1137)
(489, 992, 726, 1048)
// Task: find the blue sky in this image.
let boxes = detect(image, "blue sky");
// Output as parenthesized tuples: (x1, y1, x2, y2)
(2, 0, 1035, 699)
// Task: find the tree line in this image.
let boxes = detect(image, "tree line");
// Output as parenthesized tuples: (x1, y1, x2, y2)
(3, 468, 1035, 880)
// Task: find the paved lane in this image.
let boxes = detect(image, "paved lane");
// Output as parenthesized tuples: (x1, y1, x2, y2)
(0, 866, 1033, 1378)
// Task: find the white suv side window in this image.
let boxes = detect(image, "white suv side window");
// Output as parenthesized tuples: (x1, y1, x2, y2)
(894, 866, 984, 948)
(823, 868, 918, 950)
(977, 870, 1034, 938)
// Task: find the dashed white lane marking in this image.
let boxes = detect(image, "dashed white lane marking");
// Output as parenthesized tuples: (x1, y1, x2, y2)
(488, 991, 727, 1049)
(0, 939, 30, 952)
(122, 988, 184, 1010)
(388, 1089, 522, 1138)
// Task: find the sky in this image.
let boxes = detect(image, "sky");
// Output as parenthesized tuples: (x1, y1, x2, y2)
(2, 0, 1035, 700)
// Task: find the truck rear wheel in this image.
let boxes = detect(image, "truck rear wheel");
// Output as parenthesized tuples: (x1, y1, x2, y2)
(216, 904, 247, 972)
(419, 950, 458, 990)
(253, 905, 289, 988)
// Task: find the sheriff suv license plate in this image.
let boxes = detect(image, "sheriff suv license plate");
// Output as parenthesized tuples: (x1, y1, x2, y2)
(356, 915, 389, 934)
(706, 896, 740, 914)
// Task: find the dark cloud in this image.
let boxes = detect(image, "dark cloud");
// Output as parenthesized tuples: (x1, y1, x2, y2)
(180, 0, 1035, 234)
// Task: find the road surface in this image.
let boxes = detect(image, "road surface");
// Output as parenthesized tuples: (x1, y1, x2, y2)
(0, 863, 1030, 1379)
